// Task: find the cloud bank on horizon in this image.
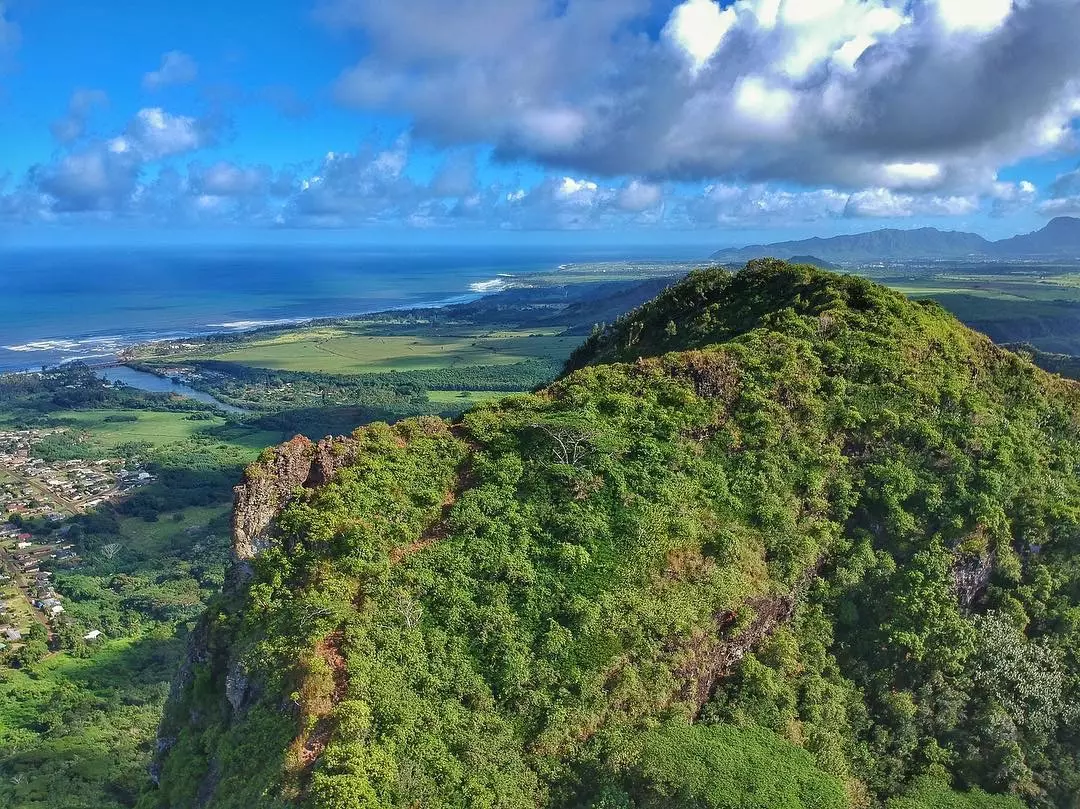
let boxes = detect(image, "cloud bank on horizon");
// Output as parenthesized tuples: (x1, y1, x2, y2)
(1, 0, 1079, 239)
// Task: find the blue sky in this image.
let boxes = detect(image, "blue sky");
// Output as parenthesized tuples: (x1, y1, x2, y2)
(1, 0, 1079, 247)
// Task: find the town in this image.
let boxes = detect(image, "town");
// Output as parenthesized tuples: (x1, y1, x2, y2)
(0, 428, 155, 651)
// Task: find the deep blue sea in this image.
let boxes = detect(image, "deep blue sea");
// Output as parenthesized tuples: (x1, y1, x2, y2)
(0, 245, 707, 372)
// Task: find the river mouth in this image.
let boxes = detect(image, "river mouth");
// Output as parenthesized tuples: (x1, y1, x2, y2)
(97, 366, 248, 414)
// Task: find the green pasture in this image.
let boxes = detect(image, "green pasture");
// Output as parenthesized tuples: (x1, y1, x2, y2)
(426, 389, 509, 407)
(48, 409, 279, 454)
(156, 326, 578, 374)
(49, 410, 221, 447)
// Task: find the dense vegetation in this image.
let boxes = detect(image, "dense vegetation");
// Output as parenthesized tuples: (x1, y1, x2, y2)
(0, 367, 267, 808)
(149, 261, 1080, 808)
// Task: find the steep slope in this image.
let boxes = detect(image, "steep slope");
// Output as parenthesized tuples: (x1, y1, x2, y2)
(146, 261, 1080, 809)
(710, 217, 1080, 264)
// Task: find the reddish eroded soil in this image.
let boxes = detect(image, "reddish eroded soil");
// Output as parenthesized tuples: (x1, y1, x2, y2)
(296, 628, 349, 769)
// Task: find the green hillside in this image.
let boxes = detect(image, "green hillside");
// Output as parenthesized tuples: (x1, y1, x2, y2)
(147, 261, 1080, 809)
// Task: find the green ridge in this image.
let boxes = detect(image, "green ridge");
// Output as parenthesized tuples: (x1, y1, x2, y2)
(148, 261, 1080, 809)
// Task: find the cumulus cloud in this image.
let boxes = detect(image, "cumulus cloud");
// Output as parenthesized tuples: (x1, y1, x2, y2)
(685, 183, 850, 227)
(188, 161, 271, 197)
(321, 0, 1080, 195)
(933, 0, 1013, 35)
(663, 0, 737, 71)
(1049, 166, 1080, 198)
(30, 145, 142, 213)
(0, 124, 1057, 230)
(618, 179, 663, 212)
(143, 50, 198, 91)
(844, 188, 979, 218)
(50, 89, 108, 143)
(282, 137, 418, 226)
(17, 104, 223, 217)
(110, 107, 219, 159)
(990, 178, 1038, 217)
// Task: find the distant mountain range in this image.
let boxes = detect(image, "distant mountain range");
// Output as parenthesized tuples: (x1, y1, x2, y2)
(711, 216, 1080, 264)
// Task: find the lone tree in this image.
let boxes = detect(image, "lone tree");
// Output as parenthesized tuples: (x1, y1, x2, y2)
(531, 421, 599, 468)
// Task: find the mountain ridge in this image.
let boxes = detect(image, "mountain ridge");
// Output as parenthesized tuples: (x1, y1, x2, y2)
(711, 216, 1080, 263)
(146, 260, 1080, 809)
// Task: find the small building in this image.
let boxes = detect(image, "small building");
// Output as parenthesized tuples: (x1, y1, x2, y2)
(3, 628, 22, 642)
(83, 630, 102, 641)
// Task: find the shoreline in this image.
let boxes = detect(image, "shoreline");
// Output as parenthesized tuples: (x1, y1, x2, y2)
(0, 258, 702, 376)
(0, 287, 498, 377)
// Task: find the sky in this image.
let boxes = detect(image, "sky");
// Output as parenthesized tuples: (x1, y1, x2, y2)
(1, 0, 1079, 247)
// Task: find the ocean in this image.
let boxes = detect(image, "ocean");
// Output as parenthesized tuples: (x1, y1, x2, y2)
(0, 245, 706, 373)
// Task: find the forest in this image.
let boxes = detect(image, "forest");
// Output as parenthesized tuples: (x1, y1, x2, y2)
(145, 261, 1080, 809)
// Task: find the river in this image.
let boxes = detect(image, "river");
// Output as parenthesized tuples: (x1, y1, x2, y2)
(97, 366, 247, 414)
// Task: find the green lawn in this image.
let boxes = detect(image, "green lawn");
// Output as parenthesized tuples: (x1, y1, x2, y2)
(51, 410, 225, 448)
(151, 326, 578, 374)
(49, 409, 282, 455)
(426, 390, 511, 407)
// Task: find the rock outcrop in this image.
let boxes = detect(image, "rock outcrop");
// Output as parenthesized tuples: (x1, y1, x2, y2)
(952, 552, 995, 609)
(231, 434, 362, 564)
(153, 432, 365, 790)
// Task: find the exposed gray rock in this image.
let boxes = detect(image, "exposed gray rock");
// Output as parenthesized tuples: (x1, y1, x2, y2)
(225, 660, 250, 715)
(952, 552, 994, 609)
(231, 434, 363, 564)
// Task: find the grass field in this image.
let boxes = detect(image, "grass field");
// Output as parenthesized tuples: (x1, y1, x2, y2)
(426, 390, 511, 407)
(148, 326, 579, 374)
(49, 409, 282, 453)
(116, 505, 230, 557)
(51, 410, 221, 447)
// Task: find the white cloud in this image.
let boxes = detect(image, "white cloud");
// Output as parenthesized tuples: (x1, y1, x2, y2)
(934, 0, 1013, 35)
(554, 177, 600, 208)
(617, 180, 662, 212)
(515, 107, 587, 150)
(880, 162, 943, 189)
(741, 0, 781, 29)
(30, 144, 141, 214)
(688, 183, 850, 226)
(1040, 197, 1080, 216)
(323, 0, 1080, 195)
(123, 107, 214, 159)
(143, 51, 198, 91)
(664, 0, 737, 71)
(845, 188, 979, 218)
(190, 162, 270, 196)
(734, 76, 796, 131)
(1039, 166, 1080, 216)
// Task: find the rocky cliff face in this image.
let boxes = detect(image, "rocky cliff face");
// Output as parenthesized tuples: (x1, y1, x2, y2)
(232, 433, 363, 565)
(152, 431, 366, 795)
